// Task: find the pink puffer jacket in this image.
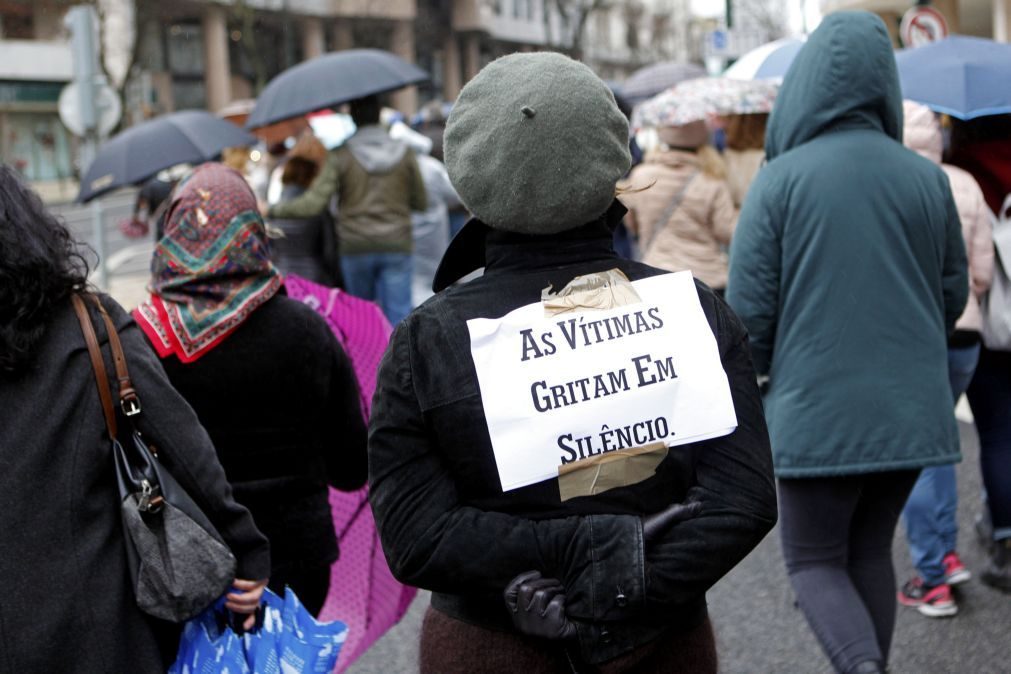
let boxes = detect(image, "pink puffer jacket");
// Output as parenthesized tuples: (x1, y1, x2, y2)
(903, 101, 994, 333)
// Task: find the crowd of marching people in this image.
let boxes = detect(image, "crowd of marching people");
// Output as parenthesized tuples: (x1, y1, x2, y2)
(2, 9, 1011, 674)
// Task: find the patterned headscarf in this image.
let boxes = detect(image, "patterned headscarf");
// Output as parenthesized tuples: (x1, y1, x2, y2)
(133, 163, 282, 363)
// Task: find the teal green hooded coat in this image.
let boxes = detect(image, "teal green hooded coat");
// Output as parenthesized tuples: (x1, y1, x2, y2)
(726, 11, 968, 478)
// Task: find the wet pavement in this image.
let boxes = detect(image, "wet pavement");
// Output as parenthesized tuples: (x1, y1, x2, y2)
(349, 420, 1010, 674)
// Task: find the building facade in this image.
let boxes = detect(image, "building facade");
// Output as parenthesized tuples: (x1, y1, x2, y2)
(819, 0, 1011, 43)
(0, 3, 77, 199)
(2, 0, 710, 193)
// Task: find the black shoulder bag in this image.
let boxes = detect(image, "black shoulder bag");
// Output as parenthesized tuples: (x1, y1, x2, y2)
(72, 294, 236, 623)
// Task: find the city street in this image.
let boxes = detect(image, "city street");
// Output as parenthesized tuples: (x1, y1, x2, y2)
(48, 199, 1010, 674)
(52, 191, 154, 308)
(7, 0, 1011, 670)
(348, 420, 1010, 674)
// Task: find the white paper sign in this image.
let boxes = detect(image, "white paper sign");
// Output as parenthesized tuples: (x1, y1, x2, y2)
(467, 271, 738, 491)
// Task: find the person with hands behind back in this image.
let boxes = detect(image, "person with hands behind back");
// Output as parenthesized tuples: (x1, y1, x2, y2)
(368, 53, 777, 674)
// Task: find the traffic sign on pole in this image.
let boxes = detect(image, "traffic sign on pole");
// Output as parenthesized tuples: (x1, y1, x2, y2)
(900, 6, 949, 48)
(59, 82, 122, 138)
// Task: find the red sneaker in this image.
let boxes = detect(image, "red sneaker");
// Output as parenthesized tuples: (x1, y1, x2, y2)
(898, 577, 958, 617)
(943, 551, 972, 585)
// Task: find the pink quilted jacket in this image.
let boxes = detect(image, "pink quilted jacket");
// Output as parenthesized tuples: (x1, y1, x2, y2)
(903, 101, 994, 333)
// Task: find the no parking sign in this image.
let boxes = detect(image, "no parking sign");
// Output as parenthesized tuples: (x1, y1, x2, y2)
(901, 6, 949, 48)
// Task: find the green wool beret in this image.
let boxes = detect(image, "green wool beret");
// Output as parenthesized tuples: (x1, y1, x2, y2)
(445, 52, 631, 235)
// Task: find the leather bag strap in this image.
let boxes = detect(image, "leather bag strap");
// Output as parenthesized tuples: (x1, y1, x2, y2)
(89, 295, 142, 417)
(71, 294, 117, 438)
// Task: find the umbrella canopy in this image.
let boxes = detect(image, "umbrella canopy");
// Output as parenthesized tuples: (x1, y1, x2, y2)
(896, 35, 1011, 120)
(77, 110, 256, 203)
(723, 36, 806, 81)
(621, 61, 707, 104)
(632, 77, 779, 130)
(246, 49, 429, 130)
(218, 97, 310, 147)
(605, 80, 633, 118)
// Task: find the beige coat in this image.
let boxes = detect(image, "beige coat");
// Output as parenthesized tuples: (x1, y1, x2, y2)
(903, 102, 994, 333)
(619, 148, 738, 289)
(724, 148, 765, 208)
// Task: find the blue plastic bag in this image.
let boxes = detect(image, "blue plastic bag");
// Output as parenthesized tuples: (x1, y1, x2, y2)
(169, 604, 249, 674)
(171, 588, 348, 674)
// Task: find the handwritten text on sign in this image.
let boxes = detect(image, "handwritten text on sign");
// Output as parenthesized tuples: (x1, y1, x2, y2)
(467, 271, 738, 491)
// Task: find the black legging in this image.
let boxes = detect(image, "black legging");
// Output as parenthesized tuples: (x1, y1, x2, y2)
(778, 470, 919, 674)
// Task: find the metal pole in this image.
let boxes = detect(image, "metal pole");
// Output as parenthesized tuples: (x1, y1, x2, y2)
(66, 6, 108, 288)
(85, 135, 108, 290)
(91, 198, 107, 289)
(76, 133, 107, 289)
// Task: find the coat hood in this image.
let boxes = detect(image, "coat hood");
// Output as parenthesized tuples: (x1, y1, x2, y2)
(765, 11, 903, 160)
(902, 100, 943, 165)
(346, 124, 409, 173)
(389, 121, 433, 156)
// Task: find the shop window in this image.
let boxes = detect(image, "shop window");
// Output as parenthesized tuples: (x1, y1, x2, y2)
(2, 112, 73, 181)
(137, 20, 167, 72)
(167, 22, 205, 76)
(171, 79, 207, 110)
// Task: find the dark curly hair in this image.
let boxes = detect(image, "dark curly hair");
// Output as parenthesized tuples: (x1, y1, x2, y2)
(0, 165, 91, 374)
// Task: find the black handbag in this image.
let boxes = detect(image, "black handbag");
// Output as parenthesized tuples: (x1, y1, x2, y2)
(72, 294, 236, 622)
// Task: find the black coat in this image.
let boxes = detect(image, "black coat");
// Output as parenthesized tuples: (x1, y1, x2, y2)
(159, 293, 367, 574)
(368, 211, 778, 665)
(0, 295, 270, 673)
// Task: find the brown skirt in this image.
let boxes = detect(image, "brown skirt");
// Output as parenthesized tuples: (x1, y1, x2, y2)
(418, 606, 717, 674)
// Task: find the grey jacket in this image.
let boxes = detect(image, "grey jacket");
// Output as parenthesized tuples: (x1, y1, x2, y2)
(269, 126, 428, 255)
(0, 295, 270, 673)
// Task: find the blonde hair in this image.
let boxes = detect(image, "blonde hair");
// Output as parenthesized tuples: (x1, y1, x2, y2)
(697, 145, 727, 180)
(615, 180, 655, 196)
(221, 146, 250, 172)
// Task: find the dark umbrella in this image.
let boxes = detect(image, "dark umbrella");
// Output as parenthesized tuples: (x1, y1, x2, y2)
(77, 110, 256, 203)
(896, 35, 1011, 120)
(246, 49, 429, 130)
(606, 80, 633, 119)
(621, 62, 707, 105)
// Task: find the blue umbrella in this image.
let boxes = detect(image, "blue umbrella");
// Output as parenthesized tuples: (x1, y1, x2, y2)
(723, 37, 807, 81)
(246, 49, 429, 130)
(896, 35, 1011, 120)
(77, 110, 256, 203)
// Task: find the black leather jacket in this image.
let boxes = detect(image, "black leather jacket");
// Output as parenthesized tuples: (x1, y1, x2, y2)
(368, 205, 777, 664)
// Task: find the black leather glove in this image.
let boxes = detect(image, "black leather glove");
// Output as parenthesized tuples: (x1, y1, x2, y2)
(503, 571, 578, 640)
(642, 500, 703, 544)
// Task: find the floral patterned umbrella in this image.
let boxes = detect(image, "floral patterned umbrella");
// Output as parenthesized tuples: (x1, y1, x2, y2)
(631, 77, 779, 131)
